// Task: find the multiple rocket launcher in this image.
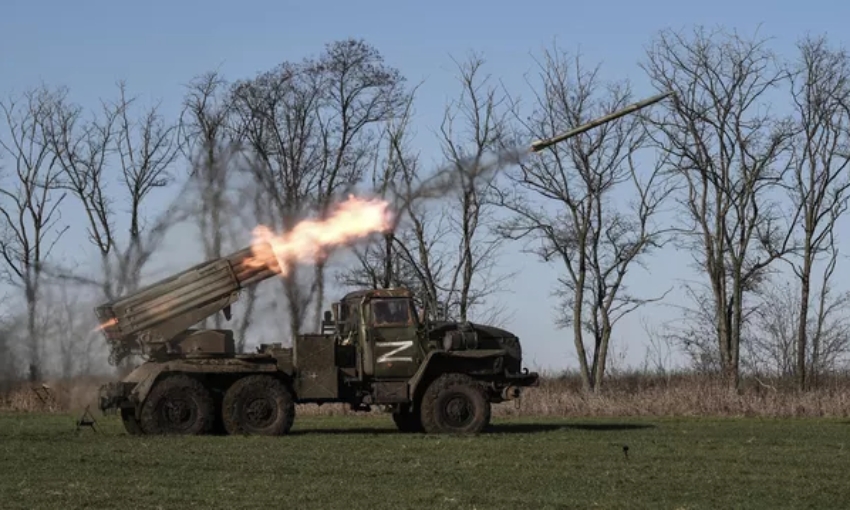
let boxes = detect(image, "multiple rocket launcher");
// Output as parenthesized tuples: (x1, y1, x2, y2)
(95, 245, 279, 354)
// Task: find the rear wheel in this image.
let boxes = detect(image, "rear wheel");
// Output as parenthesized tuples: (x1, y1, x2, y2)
(420, 373, 490, 434)
(222, 375, 295, 436)
(392, 405, 423, 433)
(139, 375, 214, 435)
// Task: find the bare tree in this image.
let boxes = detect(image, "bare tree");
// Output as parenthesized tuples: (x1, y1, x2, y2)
(745, 277, 850, 377)
(339, 53, 515, 325)
(45, 81, 183, 308)
(436, 53, 512, 323)
(179, 71, 270, 351)
(783, 35, 850, 389)
(111, 82, 184, 295)
(39, 280, 103, 378)
(337, 84, 423, 291)
(308, 40, 407, 329)
(493, 47, 673, 392)
(805, 239, 850, 382)
(181, 71, 237, 266)
(663, 282, 728, 374)
(804, 248, 850, 377)
(229, 59, 326, 341)
(641, 26, 797, 388)
(180, 70, 257, 334)
(744, 280, 798, 377)
(42, 82, 183, 366)
(639, 316, 678, 375)
(390, 171, 455, 322)
(0, 304, 16, 385)
(335, 84, 455, 319)
(230, 39, 406, 339)
(0, 86, 68, 381)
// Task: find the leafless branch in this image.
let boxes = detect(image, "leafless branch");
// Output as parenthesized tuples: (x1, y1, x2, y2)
(492, 45, 674, 391)
(0, 86, 69, 380)
(781, 34, 850, 388)
(229, 39, 407, 337)
(640, 25, 796, 388)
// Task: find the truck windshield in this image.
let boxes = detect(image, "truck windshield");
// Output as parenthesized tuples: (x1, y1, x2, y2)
(371, 299, 411, 326)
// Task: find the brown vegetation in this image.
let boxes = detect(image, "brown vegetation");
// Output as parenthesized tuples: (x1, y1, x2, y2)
(0, 375, 110, 413)
(503, 371, 850, 418)
(4, 371, 850, 418)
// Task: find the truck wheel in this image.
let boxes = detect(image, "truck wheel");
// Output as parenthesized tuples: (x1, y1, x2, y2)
(392, 406, 423, 433)
(420, 373, 490, 434)
(139, 375, 214, 435)
(222, 375, 295, 436)
(120, 408, 142, 435)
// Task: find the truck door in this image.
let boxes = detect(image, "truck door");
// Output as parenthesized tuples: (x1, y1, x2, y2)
(368, 298, 421, 379)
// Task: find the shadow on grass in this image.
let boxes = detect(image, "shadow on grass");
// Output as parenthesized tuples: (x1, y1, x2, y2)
(487, 422, 655, 434)
(288, 422, 655, 436)
(289, 427, 397, 436)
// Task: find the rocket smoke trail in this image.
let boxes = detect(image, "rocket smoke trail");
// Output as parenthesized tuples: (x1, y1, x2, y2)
(383, 91, 674, 223)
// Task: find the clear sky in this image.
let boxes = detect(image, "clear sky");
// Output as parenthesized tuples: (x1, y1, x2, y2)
(2, 0, 849, 373)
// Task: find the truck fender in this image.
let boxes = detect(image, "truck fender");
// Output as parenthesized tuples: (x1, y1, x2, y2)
(130, 368, 165, 412)
(408, 349, 507, 401)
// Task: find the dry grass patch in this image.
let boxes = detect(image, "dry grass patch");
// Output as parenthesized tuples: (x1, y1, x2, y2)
(4, 371, 850, 418)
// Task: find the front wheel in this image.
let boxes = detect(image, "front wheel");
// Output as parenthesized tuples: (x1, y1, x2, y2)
(222, 375, 295, 436)
(420, 373, 490, 434)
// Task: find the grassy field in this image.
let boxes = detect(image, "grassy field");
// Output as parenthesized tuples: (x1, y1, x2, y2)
(1, 412, 849, 509)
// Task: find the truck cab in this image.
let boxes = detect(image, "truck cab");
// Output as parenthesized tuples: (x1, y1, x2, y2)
(332, 289, 426, 381)
(312, 288, 538, 432)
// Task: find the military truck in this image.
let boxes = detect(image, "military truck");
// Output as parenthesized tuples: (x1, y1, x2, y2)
(97, 254, 538, 436)
(95, 91, 672, 436)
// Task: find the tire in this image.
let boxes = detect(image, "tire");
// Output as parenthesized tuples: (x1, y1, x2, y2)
(139, 375, 214, 435)
(392, 405, 423, 433)
(120, 408, 142, 435)
(420, 373, 491, 434)
(222, 375, 295, 436)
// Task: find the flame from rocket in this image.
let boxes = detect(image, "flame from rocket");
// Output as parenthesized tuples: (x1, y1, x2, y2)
(244, 195, 394, 276)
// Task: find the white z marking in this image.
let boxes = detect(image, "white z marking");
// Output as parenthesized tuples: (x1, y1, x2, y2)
(376, 340, 414, 363)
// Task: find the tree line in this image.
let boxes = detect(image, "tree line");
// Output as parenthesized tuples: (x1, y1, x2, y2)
(1, 26, 849, 392)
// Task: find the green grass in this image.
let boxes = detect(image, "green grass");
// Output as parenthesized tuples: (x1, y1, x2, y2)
(1, 412, 849, 509)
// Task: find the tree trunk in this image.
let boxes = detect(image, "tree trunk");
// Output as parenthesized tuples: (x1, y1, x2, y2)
(26, 281, 40, 382)
(796, 245, 812, 390)
(728, 279, 744, 391)
(592, 315, 613, 392)
(573, 270, 592, 392)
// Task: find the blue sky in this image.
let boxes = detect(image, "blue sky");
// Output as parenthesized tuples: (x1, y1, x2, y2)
(2, 0, 849, 372)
